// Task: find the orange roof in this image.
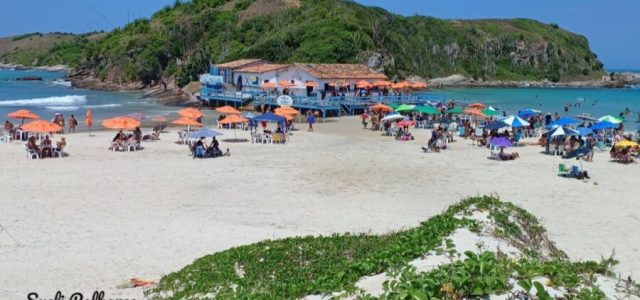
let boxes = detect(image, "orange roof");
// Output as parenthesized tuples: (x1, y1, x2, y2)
(294, 63, 388, 80)
(216, 59, 267, 69)
(236, 64, 290, 73)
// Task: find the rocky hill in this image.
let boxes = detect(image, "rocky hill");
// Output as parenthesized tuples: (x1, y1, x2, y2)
(2, 0, 605, 89)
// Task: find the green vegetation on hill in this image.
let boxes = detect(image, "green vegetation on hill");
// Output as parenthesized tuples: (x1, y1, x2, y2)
(2, 0, 604, 87)
(145, 196, 629, 300)
(0, 32, 104, 68)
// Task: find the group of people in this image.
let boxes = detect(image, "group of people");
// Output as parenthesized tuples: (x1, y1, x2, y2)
(109, 128, 142, 151)
(610, 145, 638, 164)
(52, 114, 78, 134)
(25, 135, 66, 158)
(191, 136, 230, 158)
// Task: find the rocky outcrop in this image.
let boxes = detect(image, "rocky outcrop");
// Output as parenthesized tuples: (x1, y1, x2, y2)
(15, 76, 42, 81)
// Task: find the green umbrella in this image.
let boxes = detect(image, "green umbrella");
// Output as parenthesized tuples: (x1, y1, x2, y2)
(417, 106, 439, 115)
(396, 104, 417, 112)
(447, 107, 463, 114)
(598, 115, 624, 124)
(388, 103, 400, 110)
(482, 108, 500, 117)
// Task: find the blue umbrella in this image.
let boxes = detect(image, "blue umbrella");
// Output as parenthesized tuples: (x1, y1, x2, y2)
(576, 127, 594, 136)
(483, 121, 507, 130)
(490, 137, 512, 148)
(590, 121, 617, 130)
(563, 147, 591, 160)
(550, 117, 581, 127)
(189, 128, 224, 138)
(546, 126, 580, 138)
(518, 108, 541, 118)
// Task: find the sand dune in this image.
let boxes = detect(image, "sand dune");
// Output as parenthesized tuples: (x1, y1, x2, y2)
(0, 116, 638, 299)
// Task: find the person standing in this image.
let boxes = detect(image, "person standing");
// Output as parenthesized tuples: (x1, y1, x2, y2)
(361, 111, 369, 129)
(307, 112, 315, 132)
(68, 114, 78, 133)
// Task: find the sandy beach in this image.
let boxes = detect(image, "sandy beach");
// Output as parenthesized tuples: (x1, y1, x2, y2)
(1, 116, 639, 299)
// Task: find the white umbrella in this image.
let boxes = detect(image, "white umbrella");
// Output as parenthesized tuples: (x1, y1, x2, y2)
(598, 115, 623, 124)
(381, 114, 406, 122)
(501, 115, 530, 127)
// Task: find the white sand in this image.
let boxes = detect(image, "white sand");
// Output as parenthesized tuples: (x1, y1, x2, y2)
(0, 116, 638, 299)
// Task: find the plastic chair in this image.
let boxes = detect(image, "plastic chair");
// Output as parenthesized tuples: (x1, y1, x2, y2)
(558, 163, 570, 176)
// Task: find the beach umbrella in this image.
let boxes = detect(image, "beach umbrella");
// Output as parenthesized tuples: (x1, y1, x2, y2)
(304, 81, 319, 87)
(396, 120, 415, 127)
(392, 81, 411, 89)
(483, 121, 507, 130)
(370, 103, 393, 113)
(178, 108, 204, 119)
(615, 140, 638, 148)
(482, 108, 500, 117)
(598, 115, 623, 124)
(102, 116, 140, 130)
(447, 107, 463, 115)
(8, 109, 40, 124)
(490, 137, 512, 148)
(501, 115, 530, 128)
(518, 108, 541, 118)
(590, 121, 617, 130)
(381, 113, 405, 122)
(372, 80, 392, 88)
(563, 147, 591, 160)
(189, 128, 223, 138)
(395, 104, 417, 112)
(261, 82, 277, 89)
(417, 106, 439, 115)
(463, 108, 487, 118)
(20, 120, 62, 133)
(85, 109, 93, 128)
(278, 80, 296, 88)
(355, 80, 372, 89)
(388, 103, 400, 110)
(216, 105, 241, 115)
(467, 102, 485, 109)
(274, 106, 300, 116)
(550, 117, 581, 127)
(574, 113, 598, 121)
(545, 126, 580, 138)
(171, 117, 202, 127)
(576, 127, 594, 136)
(411, 82, 427, 89)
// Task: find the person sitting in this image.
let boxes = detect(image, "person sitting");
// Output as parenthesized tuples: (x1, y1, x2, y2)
(498, 148, 519, 160)
(193, 138, 206, 158)
(41, 135, 53, 157)
(4, 120, 14, 135)
(26, 136, 42, 156)
(56, 137, 66, 151)
(110, 131, 125, 150)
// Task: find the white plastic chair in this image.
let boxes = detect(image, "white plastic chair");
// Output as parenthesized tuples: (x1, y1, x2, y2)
(25, 146, 40, 159)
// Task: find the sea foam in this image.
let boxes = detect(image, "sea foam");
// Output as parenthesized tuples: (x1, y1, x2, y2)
(0, 95, 87, 106)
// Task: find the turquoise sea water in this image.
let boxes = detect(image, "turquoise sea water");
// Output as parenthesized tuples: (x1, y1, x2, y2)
(0, 69, 174, 129)
(1, 69, 639, 129)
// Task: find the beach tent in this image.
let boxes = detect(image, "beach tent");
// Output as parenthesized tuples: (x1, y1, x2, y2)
(249, 113, 286, 130)
(598, 115, 623, 124)
(501, 115, 530, 128)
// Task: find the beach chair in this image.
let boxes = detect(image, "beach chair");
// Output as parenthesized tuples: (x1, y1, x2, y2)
(489, 145, 499, 160)
(53, 147, 64, 158)
(272, 133, 281, 144)
(596, 140, 607, 152)
(194, 146, 206, 159)
(558, 163, 570, 177)
(471, 128, 483, 146)
(25, 146, 41, 159)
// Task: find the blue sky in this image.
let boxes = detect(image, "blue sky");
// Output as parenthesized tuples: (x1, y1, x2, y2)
(1, 0, 637, 69)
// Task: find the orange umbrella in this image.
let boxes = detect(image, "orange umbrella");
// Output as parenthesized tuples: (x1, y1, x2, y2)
(392, 81, 411, 89)
(85, 109, 93, 128)
(370, 103, 393, 112)
(102, 117, 141, 130)
(372, 80, 392, 87)
(275, 113, 295, 121)
(356, 80, 372, 89)
(21, 120, 62, 133)
(304, 81, 318, 87)
(468, 102, 485, 109)
(178, 108, 204, 119)
(274, 106, 300, 116)
(261, 82, 277, 89)
(463, 108, 487, 118)
(171, 117, 203, 127)
(218, 114, 249, 124)
(278, 80, 296, 88)
(411, 82, 428, 89)
(8, 109, 40, 123)
(216, 105, 241, 115)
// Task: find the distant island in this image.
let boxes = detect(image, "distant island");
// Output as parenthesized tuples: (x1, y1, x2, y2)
(2, 0, 639, 94)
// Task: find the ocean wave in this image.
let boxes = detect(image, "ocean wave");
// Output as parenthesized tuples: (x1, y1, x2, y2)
(50, 79, 72, 87)
(84, 103, 121, 109)
(45, 106, 79, 111)
(0, 95, 87, 107)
